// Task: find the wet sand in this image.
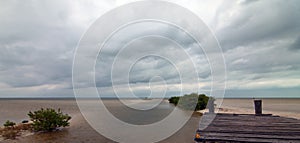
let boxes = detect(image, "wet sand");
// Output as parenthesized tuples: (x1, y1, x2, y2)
(0, 99, 200, 143)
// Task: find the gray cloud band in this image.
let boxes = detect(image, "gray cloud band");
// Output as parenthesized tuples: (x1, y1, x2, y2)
(72, 1, 226, 143)
(112, 35, 194, 110)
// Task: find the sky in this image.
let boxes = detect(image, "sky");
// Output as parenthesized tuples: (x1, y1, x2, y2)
(0, 0, 300, 98)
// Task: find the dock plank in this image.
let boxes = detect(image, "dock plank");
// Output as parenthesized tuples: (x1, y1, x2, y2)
(195, 113, 300, 143)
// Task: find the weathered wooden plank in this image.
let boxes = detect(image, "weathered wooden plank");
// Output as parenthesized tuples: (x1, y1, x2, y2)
(196, 113, 300, 142)
(201, 130, 300, 136)
(208, 124, 300, 128)
(200, 132, 300, 140)
(204, 126, 300, 133)
(199, 135, 300, 143)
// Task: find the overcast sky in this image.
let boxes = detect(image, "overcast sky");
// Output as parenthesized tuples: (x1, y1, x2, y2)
(0, 0, 300, 98)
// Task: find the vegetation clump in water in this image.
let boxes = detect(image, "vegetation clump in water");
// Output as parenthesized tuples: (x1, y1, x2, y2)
(28, 108, 71, 132)
(168, 93, 210, 111)
(1, 108, 71, 140)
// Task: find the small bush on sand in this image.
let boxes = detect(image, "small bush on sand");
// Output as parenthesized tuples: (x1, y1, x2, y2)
(3, 120, 16, 128)
(28, 108, 71, 132)
(0, 120, 32, 139)
(1, 123, 33, 140)
(1, 120, 19, 140)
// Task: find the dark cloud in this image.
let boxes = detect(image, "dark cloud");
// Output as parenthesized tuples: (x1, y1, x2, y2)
(215, 0, 300, 51)
(0, 0, 299, 98)
(0, 0, 80, 92)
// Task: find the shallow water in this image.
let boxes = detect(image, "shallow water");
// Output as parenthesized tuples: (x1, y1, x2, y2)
(0, 99, 200, 143)
(0, 98, 299, 142)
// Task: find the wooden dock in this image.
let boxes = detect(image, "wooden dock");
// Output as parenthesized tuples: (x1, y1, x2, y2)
(195, 113, 300, 143)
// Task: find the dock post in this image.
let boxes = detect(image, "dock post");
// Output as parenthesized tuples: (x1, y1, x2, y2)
(254, 99, 262, 115)
(208, 97, 215, 114)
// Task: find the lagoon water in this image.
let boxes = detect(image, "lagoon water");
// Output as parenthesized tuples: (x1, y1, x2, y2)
(0, 99, 199, 143)
(0, 98, 299, 142)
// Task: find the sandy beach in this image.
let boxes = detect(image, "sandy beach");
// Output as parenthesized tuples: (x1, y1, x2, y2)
(0, 98, 299, 143)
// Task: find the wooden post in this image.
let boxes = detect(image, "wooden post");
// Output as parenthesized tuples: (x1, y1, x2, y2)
(254, 99, 262, 115)
(208, 97, 215, 114)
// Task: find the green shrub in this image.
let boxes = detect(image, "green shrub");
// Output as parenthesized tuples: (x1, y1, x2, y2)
(168, 93, 210, 111)
(3, 120, 16, 128)
(168, 96, 180, 105)
(196, 94, 210, 110)
(28, 108, 71, 132)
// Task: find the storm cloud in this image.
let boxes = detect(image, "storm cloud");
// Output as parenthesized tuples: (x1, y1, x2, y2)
(0, 0, 299, 98)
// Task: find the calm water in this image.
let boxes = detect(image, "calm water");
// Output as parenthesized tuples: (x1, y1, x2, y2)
(0, 99, 176, 125)
(0, 98, 299, 142)
(0, 98, 299, 125)
(0, 99, 199, 143)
